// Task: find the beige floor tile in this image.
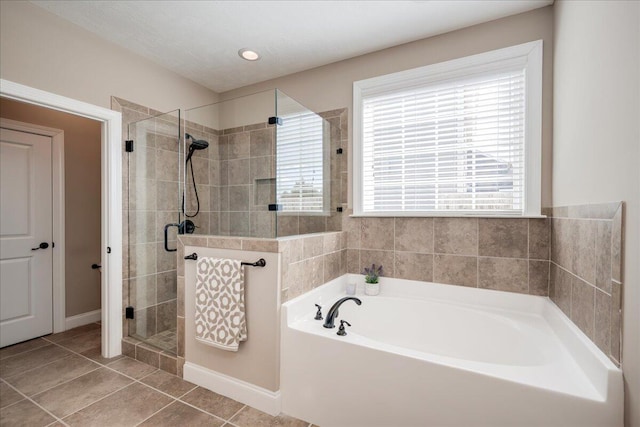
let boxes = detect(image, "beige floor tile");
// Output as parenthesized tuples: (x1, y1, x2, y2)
(0, 380, 24, 408)
(106, 356, 157, 379)
(0, 338, 49, 360)
(0, 345, 71, 378)
(0, 399, 56, 426)
(138, 401, 224, 427)
(80, 347, 124, 365)
(62, 382, 173, 427)
(4, 354, 99, 396)
(55, 329, 102, 354)
(43, 323, 101, 343)
(140, 369, 196, 398)
(230, 406, 309, 427)
(180, 386, 244, 419)
(32, 367, 132, 418)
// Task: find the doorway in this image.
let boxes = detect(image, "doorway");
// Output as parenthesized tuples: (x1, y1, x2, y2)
(0, 102, 102, 347)
(0, 125, 55, 346)
(0, 79, 123, 358)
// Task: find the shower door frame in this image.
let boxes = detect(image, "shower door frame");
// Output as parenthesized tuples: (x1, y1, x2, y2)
(0, 79, 123, 358)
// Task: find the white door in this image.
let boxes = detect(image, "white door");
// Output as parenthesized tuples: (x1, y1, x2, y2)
(0, 128, 53, 347)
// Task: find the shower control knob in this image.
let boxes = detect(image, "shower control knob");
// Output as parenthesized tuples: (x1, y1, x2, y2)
(31, 242, 49, 250)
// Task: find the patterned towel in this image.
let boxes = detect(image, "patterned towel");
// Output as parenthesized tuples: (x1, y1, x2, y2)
(194, 257, 247, 351)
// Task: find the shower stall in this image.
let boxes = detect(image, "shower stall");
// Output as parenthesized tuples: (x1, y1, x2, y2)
(125, 90, 331, 353)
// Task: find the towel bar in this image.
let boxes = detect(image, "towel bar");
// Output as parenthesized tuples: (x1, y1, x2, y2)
(184, 252, 266, 267)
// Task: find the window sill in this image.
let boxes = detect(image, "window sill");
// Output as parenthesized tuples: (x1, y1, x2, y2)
(350, 212, 547, 219)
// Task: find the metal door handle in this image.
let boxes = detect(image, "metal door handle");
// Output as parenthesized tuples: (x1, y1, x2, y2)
(31, 242, 49, 251)
(164, 223, 179, 252)
(91, 264, 101, 269)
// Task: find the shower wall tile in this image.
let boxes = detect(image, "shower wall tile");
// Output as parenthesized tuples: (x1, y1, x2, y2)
(156, 301, 177, 333)
(227, 132, 250, 159)
(156, 181, 179, 211)
(156, 149, 178, 181)
(156, 243, 177, 273)
(250, 128, 273, 157)
(130, 146, 156, 179)
(227, 159, 250, 185)
(129, 275, 156, 310)
(130, 179, 157, 211)
(250, 156, 274, 181)
(129, 211, 156, 244)
(229, 186, 250, 212)
(191, 157, 210, 185)
(156, 271, 177, 303)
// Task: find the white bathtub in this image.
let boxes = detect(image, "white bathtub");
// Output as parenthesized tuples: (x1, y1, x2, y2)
(281, 275, 623, 427)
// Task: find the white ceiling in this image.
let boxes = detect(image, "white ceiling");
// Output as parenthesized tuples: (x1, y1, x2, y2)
(32, 0, 552, 93)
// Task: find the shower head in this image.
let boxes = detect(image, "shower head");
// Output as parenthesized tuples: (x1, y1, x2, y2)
(185, 133, 209, 163)
(185, 133, 209, 151)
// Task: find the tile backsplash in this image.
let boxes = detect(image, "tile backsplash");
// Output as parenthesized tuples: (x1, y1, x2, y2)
(343, 214, 550, 296)
(549, 202, 623, 366)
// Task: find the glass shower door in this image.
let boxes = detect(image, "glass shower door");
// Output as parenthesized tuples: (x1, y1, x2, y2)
(126, 110, 182, 354)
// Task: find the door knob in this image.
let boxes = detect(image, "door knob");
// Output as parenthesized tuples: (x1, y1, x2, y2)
(31, 242, 49, 251)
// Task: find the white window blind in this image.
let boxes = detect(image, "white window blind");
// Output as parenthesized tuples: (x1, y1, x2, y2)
(354, 41, 543, 217)
(276, 112, 326, 213)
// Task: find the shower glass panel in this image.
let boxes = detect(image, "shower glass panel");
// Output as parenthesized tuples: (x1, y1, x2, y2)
(126, 110, 182, 354)
(275, 90, 331, 236)
(184, 90, 278, 238)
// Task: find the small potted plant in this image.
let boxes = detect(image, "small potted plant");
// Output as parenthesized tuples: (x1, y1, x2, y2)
(363, 263, 383, 296)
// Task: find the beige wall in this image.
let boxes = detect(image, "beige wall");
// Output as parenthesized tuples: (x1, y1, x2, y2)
(0, 1, 218, 113)
(220, 6, 554, 208)
(552, 1, 640, 425)
(1, 97, 102, 317)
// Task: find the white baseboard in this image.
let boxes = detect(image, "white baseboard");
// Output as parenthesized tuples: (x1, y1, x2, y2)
(65, 309, 101, 330)
(184, 362, 281, 416)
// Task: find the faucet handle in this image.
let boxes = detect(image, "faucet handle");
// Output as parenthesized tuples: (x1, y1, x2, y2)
(337, 320, 351, 336)
(314, 304, 323, 320)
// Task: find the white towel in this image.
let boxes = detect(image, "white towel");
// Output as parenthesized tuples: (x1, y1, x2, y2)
(194, 257, 247, 351)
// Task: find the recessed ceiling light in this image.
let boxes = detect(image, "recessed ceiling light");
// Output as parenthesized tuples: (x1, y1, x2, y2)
(238, 48, 260, 61)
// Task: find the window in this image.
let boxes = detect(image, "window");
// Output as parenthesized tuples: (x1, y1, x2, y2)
(353, 41, 542, 216)
(276, 111, 329, 214)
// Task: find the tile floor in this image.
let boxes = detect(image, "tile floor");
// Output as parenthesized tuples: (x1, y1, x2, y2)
(0, 324, 314, 427)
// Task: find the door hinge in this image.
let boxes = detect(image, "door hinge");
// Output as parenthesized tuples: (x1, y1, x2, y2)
(125, 306, 134, 319)
(107, 246, 111, 254)
(125, 140, 134, 152)
(268, 116, 282, 126)
(336, 148, 343, 154)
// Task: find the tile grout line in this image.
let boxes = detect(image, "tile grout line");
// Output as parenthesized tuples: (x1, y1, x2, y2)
(0, 376, 69, 426)
(0, 339, 50, 361)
